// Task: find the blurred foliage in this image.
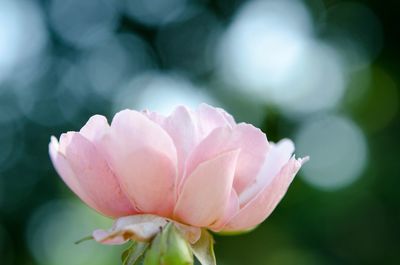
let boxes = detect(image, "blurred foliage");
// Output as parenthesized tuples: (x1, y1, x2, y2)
(0, 0, 399, 264)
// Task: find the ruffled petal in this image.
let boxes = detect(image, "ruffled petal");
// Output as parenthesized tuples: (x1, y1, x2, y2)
(150, 104, 237, 181)
(184, 124, 268, 194)
(238, 139, 294, 206)
(222, 156, 308, 231)
(141, 109, 166, 125)
(142, 104, 240, 185)
(195, 103, 236, 136)
(79, 115, 109, 143)
(49, 135, 98, 211)
(209, 190, 240, 231)
(62, 132, 136, 217)
(104, 110, 177, 216)
(161, 106, 198, 182)
(174, 150, 240, 227)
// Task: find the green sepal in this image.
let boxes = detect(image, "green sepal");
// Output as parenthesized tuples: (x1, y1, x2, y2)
(144, 222, 193, 265)
(122, 241, 149, 265)
(191, 229, 216, 265)
(163, 224, 193, 265)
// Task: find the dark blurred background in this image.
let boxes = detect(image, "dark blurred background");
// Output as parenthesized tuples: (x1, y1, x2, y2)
(0, 0, 399, 264)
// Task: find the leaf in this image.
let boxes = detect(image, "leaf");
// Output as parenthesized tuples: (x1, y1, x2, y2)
(190, 229, 216, 265)
(122, 241, 149, 265)
(74, 235, 94, 244)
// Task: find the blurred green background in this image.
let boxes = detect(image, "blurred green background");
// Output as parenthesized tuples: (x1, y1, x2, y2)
(0, 0, 399, 264)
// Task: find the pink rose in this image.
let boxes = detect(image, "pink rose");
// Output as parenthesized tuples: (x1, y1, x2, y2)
(49, 104, 307, 245)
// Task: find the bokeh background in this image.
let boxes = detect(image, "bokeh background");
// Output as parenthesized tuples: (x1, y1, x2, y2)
(0, 0, 399, 264)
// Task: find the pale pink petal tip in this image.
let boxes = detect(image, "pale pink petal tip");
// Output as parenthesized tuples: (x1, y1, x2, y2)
(292, 155, 309, 168)
(299, 156, 310, 165)
(50, 135, 59, 147)
(49, 136, 59, 158)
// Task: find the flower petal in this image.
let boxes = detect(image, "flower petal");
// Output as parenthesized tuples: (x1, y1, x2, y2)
(238, 139, 294, 206)
(79, 114, 109, 143)
(141, 109, 166, 125)
(222, 156, 307, 231)
(174, 150, 240, 227)
(185, 124, 268, 194)
(209, 190, 239, 231)
(49, 135, 98, 211)
(162, 106, 198, 182)
(151, 104, 237, 179)
(195, 103, 235, 136)
(63, 132, 136, 217)
(143, 104, 240, 185)
(93, 215, 168, 245)
(104, 110, 177, 216)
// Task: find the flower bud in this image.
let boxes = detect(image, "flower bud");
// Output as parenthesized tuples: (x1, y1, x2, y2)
(144, 222, 193, 265)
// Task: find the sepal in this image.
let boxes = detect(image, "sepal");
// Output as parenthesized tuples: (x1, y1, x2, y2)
(121, 241, 149, 265)
(190, 229, 216, 265)
(144, 222, 194, 265)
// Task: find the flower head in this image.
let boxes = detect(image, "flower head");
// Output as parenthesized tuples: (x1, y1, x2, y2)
(49, 104, 307, 263)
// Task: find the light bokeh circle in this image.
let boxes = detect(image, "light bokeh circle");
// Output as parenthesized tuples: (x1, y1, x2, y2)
(295, 115, 368, 190)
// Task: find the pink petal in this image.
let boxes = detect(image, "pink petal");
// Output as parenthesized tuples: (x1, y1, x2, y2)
(142, 104, 240, 185)
(79, 115, 109, 143)
(141, 109, 166, 125)
(104, 110, 177, 216)
(78, 115, 113, 167)
(209, 190, 240, 231)
(161, 106, 198, 182)
(174, 150, 240, 227)
(217, 107, 236, 127)
(93, 215, 168, 245)
(161, 105, 237, 182)
(184, 124, 268, 194)
(63, 132, 136, 217)
(195, 103, 236, 136)
(238, 139, 294, 206)
(49, 136, 98, 211)
(222, 156, 307, 231)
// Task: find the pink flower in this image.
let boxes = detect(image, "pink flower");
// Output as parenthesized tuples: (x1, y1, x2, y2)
(49, 104, 307, 245)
